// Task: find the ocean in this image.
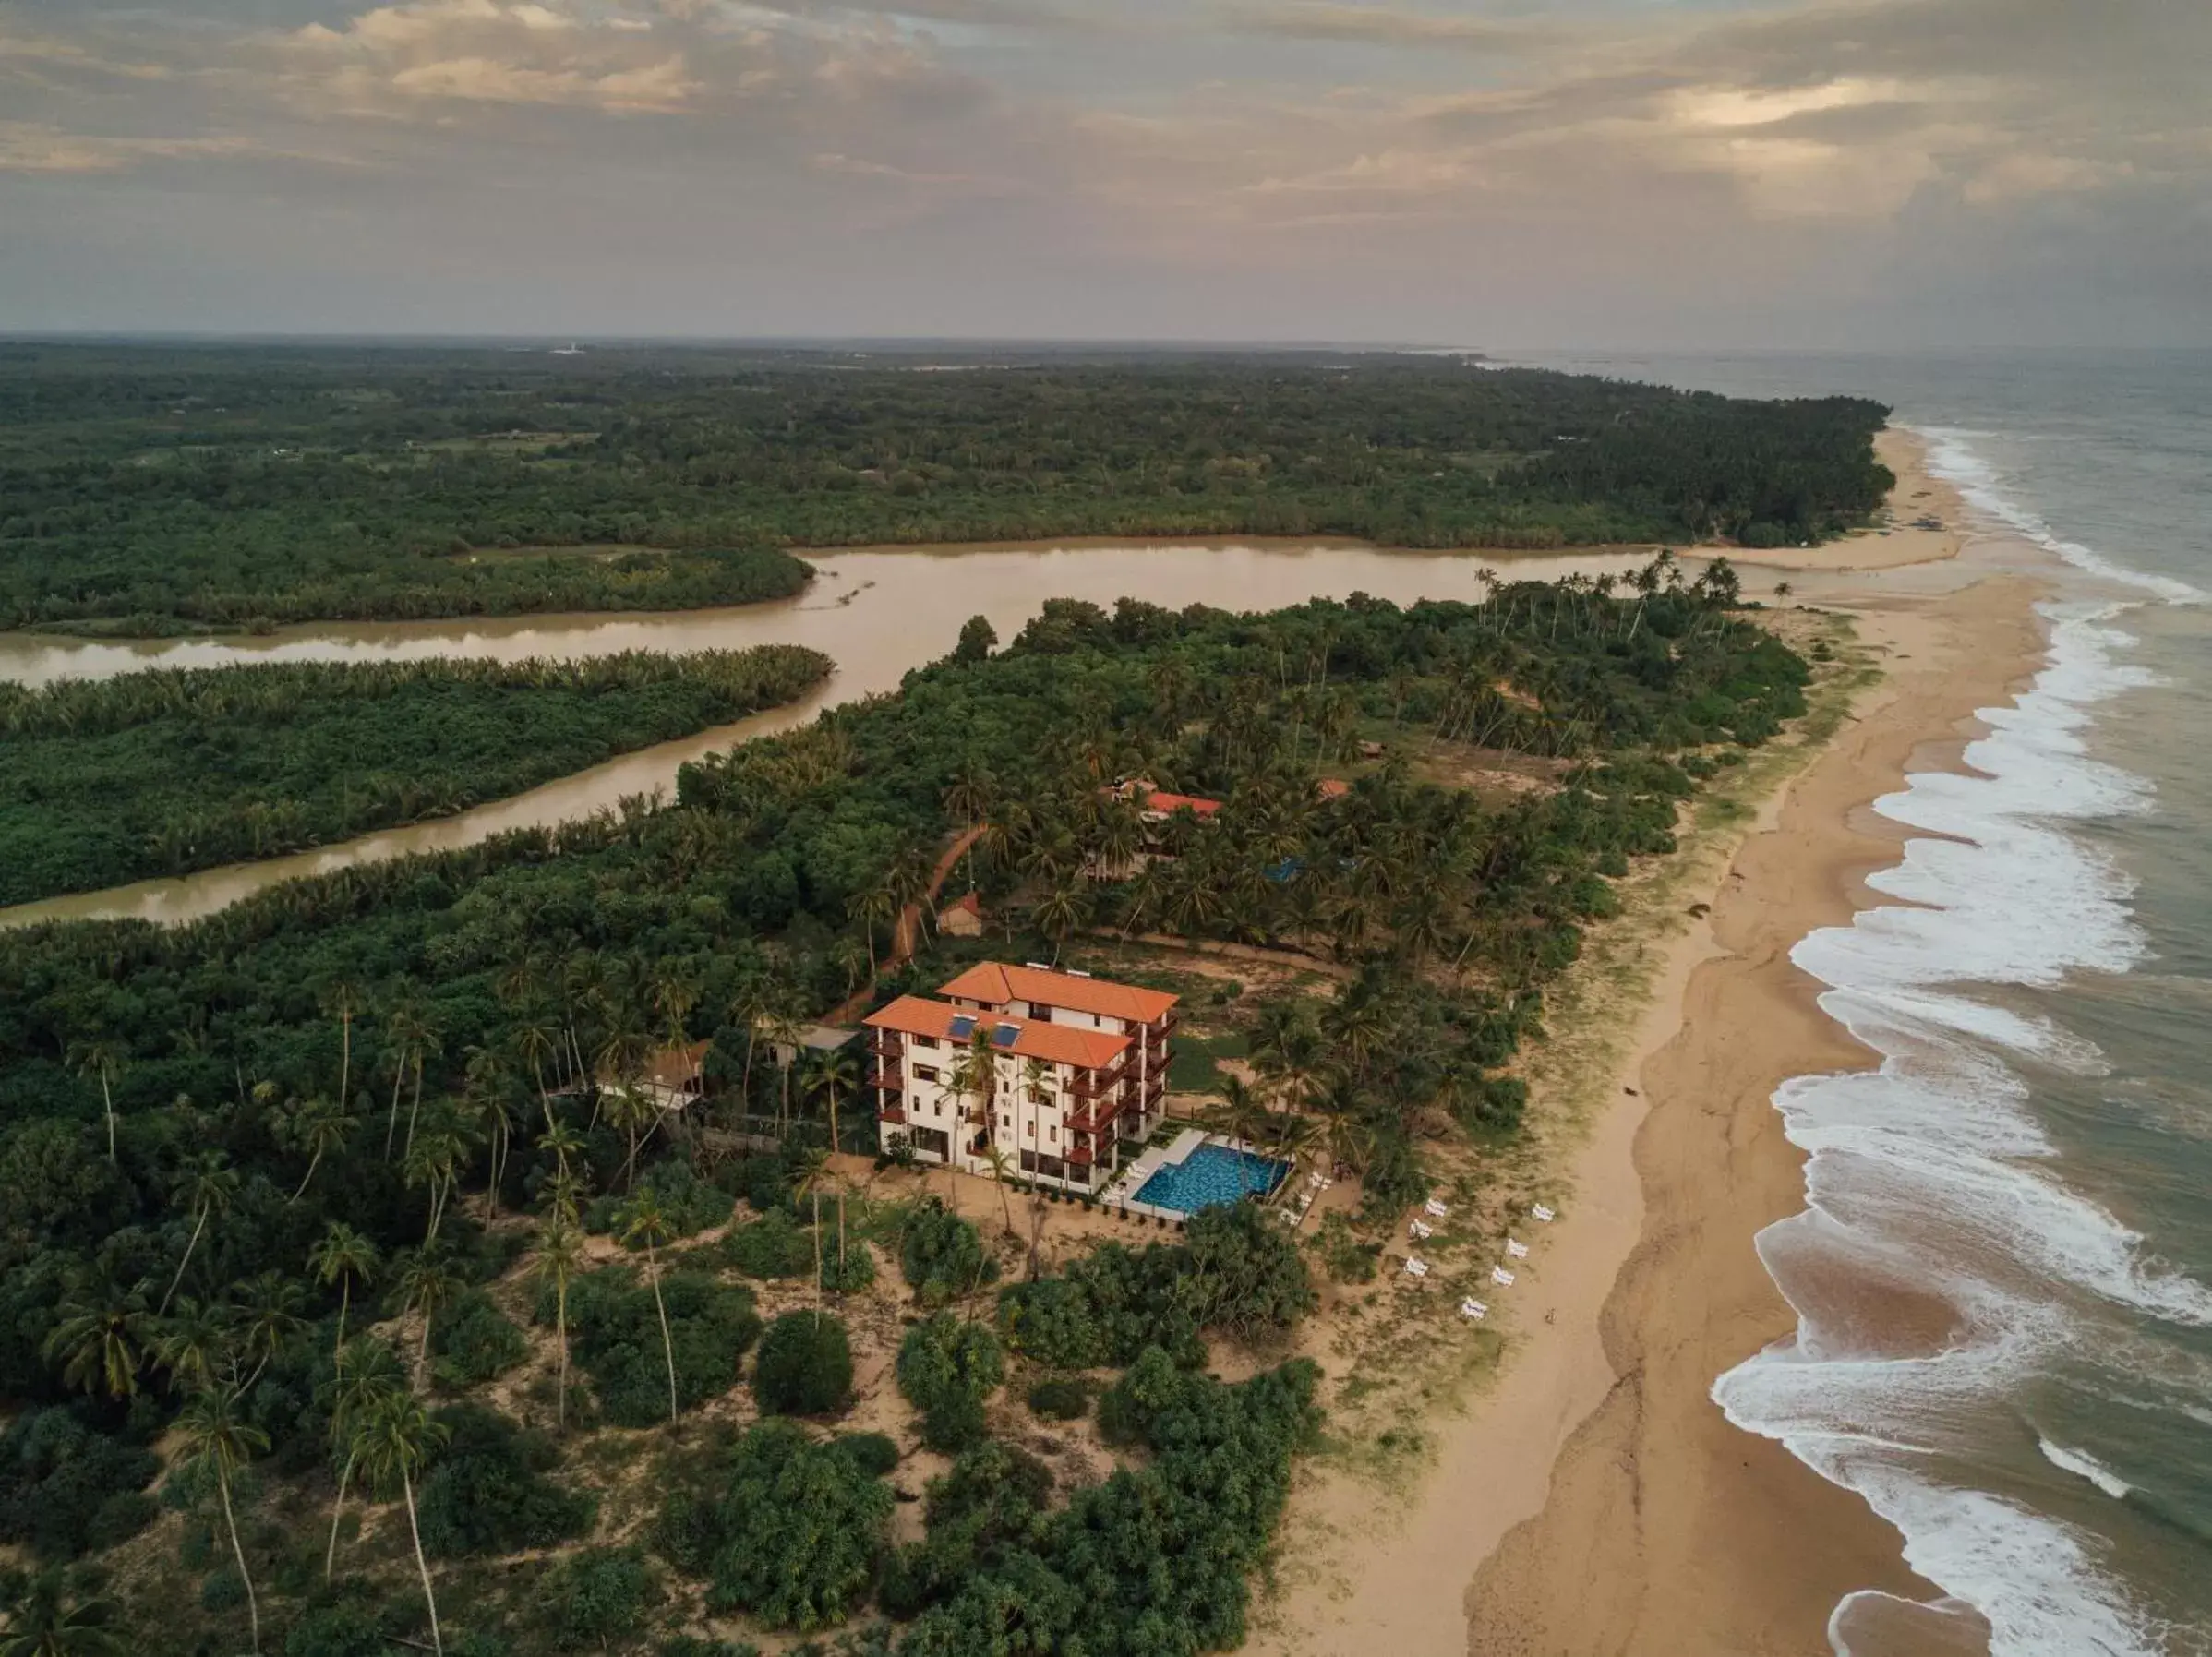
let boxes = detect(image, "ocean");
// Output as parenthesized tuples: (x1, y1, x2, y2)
(1515, 350, 2212, 1655)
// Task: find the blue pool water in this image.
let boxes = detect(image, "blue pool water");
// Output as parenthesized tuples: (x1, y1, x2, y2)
(1133, 1142, 1290, 1214)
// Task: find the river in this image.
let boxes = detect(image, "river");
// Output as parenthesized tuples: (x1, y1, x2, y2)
(0, 540, 1653, 929)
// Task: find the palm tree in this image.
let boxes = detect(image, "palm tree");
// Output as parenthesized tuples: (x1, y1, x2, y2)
(513, 1014, 563, 1135)
(43, 1281, 151, 1400)
(66, 1039, 125, 1164)
(232, 1271, 307, 1391)
(617, 1191, 679, 1424)
(0, 1571, 127, 1657)
(150, 1297, 229, 1396)
(174, 1388, 270, 1654)
(381, 995, 432, 1160)
(351, 1390, 451, 1656)
(792, 1147, 833, 1307)
(807, 1046, 860, 1155)
(848, 881, 898, 980)
(320, 1337, 405, 1581)
(308, 1224, 379, 1362)
(1032, 881, 1090, 966)
(392, 1250, 462, 1392)
(319, 979, 360, 1111)
(283, 1095, 354, 1203)
(980, 1145, 1018, 1238)
(159, 1152, 238, 1315)
(530, 1220, 587, 1434)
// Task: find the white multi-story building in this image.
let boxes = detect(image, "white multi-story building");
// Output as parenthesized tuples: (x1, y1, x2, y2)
(867, 963, 1178, 1192)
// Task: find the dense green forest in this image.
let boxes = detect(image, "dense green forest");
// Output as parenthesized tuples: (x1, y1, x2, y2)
(0, 565, 1809, 1653)
(0, 647, 832, 907)
(0, 342, 1891, 632)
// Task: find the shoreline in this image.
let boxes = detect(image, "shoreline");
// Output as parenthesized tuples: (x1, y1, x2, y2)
(1244, 430, 2031, 1657)
(1460, 567, 2047, 1655)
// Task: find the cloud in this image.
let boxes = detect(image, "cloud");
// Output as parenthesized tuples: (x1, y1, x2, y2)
(1217, 2, 1555, 53)
(0, 121, 258, 174)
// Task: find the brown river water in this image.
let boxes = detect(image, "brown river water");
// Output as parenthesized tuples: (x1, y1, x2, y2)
(0, 542, 1653, 928)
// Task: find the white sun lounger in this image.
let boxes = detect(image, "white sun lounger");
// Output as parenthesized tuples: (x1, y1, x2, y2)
(1490, 1264, 1516, 1288)
(1460, 1298, 1487, 1320)
(1403, 1256, 1430, 1279)
(1425, 1198, 1449, 1219)
(1506, 1238, 1530, 1259)
(1409, 1219, 1433, 1240)
(1532, 1203, 1556, 1223)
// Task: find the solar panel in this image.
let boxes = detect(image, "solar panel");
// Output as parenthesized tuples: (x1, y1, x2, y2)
(992, 1023, 1020, 1048)
(949, 1015, 977, 1039)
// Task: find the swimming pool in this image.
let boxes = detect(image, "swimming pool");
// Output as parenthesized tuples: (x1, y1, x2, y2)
(1133, 1141, 1291, 1215)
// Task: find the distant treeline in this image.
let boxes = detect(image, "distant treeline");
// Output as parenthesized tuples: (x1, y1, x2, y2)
(0, 646, 831, 906)
(0, 344, 1892, 632)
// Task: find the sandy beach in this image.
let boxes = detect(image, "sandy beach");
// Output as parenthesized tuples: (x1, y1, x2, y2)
(1246, 431, 2050, 1657)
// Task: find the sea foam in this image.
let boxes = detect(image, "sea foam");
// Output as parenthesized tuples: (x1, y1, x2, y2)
(1712, 467, 2212, 1655)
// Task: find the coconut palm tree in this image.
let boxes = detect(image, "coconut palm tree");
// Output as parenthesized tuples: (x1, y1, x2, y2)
(66, 1039, 125, 1164)
(308, 1224, 379, 1362)
(616, 1191, 679, 1423)
(391, 1249, 462, 1392)
(150, 1297, 229, 1397)
(381, 995, 433, 1160)
(807, 1045, 860, 1155)
(43, 1280, 152, 1400)
(530, 1220, 587, 1434)
(979, 1145, 1018, 1239)
(319, 979, 360, 1111)
(512, 1014, 563, 1135)
(1, 1571, 127, 1657)
(232, 1271, 307, 1391)
(283, 1095, 354, 1204)
(159, 1152, 238, 1315)
(351, 1390, 451, 1656)
(1032, 881, 1090, 967)
(321, 1338, 405, 1580)
(174, 1388, 270, 1653)
(848, 882, 898, 981)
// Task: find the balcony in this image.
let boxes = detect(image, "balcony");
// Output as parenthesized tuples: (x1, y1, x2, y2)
(1067, 1093, 1125, 1134)
(877, 1103, 908, 1124)
(1065, 1142, 1096, 1167)
(1068, 1061, 1130, 1100)
(870, 1066, 904, 1091)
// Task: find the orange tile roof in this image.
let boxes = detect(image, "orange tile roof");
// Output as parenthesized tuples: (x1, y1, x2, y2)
(864, 995, 1130, 1069)
(935, 961, 1177, 1026)
(1316, 777, 1351, 799)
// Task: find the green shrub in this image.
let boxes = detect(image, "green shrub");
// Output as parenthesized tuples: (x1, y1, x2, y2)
(587, 1159, 735, 1244)
(0, 1406, 160, 1561)
(282, 1599, 389, 1657)
(833, 1432, 901, 1479)
(417, 1404, 594, 1559)
(897, 1199, 994, 1305)
(655, 1420, 893, 1633)
(752, 1311, 853, 1416)
(555, 1268, 762, 1428)
(199, 1566, 246, 1612)
(817, 1236, 877, 1295)
(548, 1545, 657, 1651)
(718, 1209, 814, 1279)
(430, 1290, 530, 1387)
(1025, 1377, 1089, 1421)
(877, 1442, 1052, 1620)
(894, 1314, 1004, 1452)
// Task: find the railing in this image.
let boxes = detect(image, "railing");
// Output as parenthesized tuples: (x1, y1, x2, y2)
(870, 1066, 904, 1091)
(1068, 1094, 1124, 1134)
(1068, 1060, 1130, 1099)
(877, 1104, 908, 1124)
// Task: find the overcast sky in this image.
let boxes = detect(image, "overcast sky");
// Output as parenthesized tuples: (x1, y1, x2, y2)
(2, 0, 2205, 345)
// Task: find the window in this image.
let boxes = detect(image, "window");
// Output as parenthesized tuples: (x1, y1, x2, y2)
(1026, 1121, 1035, 1138)
(914, 1035, 939, 1049)
(914, 1065, 939, 1084)
(1049, 1125, 1058, 1144)
(1000, 1114, 1011, 1129)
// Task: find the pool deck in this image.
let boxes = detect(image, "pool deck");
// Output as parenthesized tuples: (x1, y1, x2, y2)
(1104, 1129, 1289, 1225)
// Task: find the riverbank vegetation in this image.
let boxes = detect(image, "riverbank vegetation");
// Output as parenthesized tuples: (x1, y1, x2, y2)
(1, 342, 1890, 632)
(0, 563, 1809, 1652)
(0, 646, 832, 907)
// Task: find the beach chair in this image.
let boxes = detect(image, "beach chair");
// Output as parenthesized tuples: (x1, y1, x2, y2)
(1506, 1238, 1530, 1259)
(1403, 1256, 1430, 1279)
(1425, 1198, 1449, 1219)
(1409, 1219, 1433, 1241)
(1490, 1264, 1516, 1288)
(1460, 1298, 1487, 1321)
(1532, 1203, 1556, 1223)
